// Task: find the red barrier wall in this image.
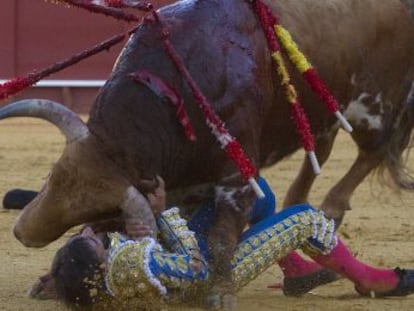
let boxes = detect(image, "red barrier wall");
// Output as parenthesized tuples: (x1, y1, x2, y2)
(0, 0, 174, 113)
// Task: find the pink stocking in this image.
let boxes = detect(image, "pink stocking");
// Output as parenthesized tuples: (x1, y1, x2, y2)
(311, 239, 399, 292)
(278, 250, 323, 278)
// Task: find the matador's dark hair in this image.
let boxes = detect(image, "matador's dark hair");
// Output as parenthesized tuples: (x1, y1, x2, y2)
(51, 237, 106, 310)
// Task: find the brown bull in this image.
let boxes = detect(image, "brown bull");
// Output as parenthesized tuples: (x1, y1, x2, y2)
(1, 0, 414, 307)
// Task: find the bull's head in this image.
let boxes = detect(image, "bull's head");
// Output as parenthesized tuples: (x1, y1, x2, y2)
(0, 99, 156, 247)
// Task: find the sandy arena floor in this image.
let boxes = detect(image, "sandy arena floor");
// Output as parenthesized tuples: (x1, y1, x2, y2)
(0, 118, 414, 311)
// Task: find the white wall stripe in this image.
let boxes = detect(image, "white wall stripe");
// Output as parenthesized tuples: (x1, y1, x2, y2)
(0, 79, 106, 88)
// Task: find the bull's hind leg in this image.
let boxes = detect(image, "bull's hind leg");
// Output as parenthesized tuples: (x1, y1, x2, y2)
(320, 89, 414, 226)
(319, 150, 382, 227)
(283, 130, 338, 208)
(206, 183, 255, 310)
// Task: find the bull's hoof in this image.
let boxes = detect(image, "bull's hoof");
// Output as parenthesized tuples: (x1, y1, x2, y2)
(206, 288, 237, 310)
(3, 189, 38, 210)
(319, 209, 345, 231)
(356, 267, 414, 297)
(282, 268, 339, 297)
(319, 195, 349, 230)
(332, 216, 344, 230)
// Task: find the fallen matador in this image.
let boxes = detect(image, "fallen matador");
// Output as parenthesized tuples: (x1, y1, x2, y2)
(30, 178, 414, 310)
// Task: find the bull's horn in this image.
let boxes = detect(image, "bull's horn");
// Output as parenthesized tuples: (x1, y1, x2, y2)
(120, 186, 158, 238)
(0, 99, 89, 142)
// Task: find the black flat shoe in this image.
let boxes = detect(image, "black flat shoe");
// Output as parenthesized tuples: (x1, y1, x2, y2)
(282, 268, 339, 297)
(356, 267, 414, 298)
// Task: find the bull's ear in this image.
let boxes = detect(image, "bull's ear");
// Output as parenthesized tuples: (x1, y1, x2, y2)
(120, 186, 157, 238)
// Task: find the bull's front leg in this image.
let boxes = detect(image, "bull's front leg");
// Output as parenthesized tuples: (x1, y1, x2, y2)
(283, 130, 337, 208)
(206, 183, 255, 310)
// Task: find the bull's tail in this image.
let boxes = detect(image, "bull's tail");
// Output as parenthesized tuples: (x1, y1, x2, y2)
(375, 85, 414, 190)
(384, 1, 414, 189)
